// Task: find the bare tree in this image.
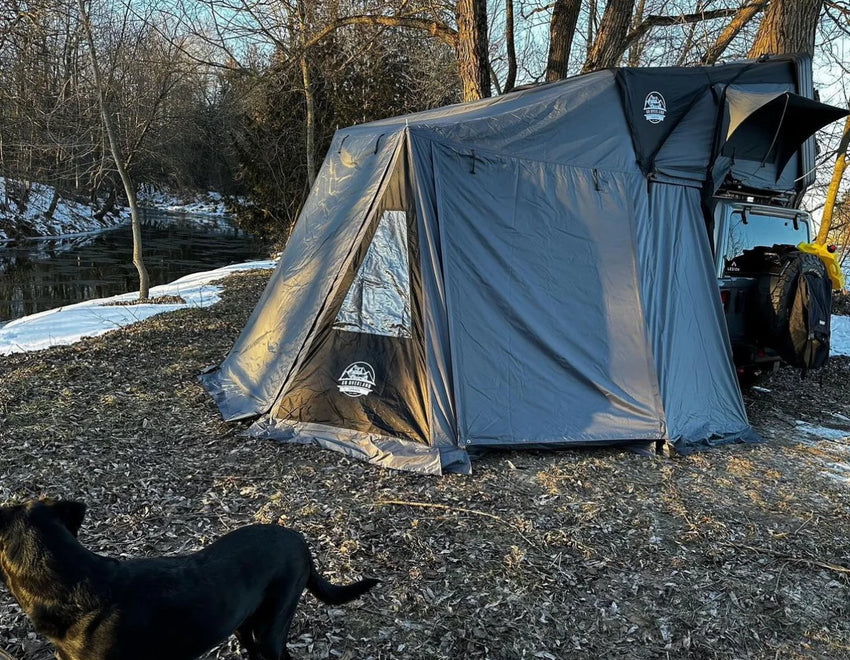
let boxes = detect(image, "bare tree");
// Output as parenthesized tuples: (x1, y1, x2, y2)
(455, 0, 490, 100)
(296, 0, 316, 186)
(504, 0, 517, 91)
(78, 0, 149, 298)
(546, 0, 581, 81)
(702, 0, 769, 64)
(582, 0, 636, 72)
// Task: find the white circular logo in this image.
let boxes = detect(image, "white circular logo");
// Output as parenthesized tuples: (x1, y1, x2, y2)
(337, 362, 376, 397)
(643, 91, 667, 124)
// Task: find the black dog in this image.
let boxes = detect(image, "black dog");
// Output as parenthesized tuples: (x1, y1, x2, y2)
(0, 499, 377, 660)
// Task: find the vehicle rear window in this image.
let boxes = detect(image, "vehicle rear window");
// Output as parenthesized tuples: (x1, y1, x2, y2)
(723, 211, 809, 269)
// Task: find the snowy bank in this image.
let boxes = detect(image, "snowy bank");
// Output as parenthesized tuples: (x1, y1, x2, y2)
(0, 260, 275, 355)
(0, 177, 128, 243)
(138, 189, 232, 216)
(1, 256, 848, 359)
(0, 178, 236, 244)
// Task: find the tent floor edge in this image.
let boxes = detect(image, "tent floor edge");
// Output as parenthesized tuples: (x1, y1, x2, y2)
(244, 418, 467, 476)
(197, 369, 265, 422)
(669, 425, 763, 455)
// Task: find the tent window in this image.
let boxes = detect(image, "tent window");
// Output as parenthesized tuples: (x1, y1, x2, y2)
(333, 210, 412, 338)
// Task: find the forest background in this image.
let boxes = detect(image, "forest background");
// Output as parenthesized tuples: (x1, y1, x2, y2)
(1, 0, 848, 248)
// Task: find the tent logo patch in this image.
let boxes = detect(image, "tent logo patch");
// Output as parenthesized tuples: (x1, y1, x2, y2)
(643, 92, 667, 124)
(338, 362, 376, 397)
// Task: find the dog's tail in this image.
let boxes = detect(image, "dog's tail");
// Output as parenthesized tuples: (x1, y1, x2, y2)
(306, 558, 378, 605)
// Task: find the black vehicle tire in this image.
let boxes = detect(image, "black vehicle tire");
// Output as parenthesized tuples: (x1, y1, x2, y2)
(749, 248, 832, 370)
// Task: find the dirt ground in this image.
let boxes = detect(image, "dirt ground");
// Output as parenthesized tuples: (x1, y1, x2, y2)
(1, 269, 849, 659)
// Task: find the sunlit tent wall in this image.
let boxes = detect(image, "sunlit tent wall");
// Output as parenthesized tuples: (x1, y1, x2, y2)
(201, 55, 846, 475)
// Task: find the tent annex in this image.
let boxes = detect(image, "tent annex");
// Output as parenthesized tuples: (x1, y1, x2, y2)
(201, 55, 846, 475)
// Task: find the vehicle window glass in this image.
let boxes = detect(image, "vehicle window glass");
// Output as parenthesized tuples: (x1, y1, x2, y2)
(724, 211, 809, 267)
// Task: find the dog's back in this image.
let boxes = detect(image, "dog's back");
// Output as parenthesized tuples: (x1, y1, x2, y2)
(0, 502, 377, 660)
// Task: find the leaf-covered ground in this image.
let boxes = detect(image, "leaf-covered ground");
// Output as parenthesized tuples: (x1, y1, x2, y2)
(1, 269, 849, 659)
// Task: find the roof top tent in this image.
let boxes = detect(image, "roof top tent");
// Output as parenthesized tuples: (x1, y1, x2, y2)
(201, 55, 848, 475)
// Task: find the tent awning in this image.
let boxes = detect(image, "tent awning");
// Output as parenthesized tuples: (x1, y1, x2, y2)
(722, 89, 849, 180)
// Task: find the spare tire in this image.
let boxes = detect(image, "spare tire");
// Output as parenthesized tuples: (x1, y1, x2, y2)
(745, 246, 832, 371)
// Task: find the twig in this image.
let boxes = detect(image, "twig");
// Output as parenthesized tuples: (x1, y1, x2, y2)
(792, 514, 815, 537)
(374, 499, 540, 550)
(375, 498, 503, 522)
(719, 541, 850, 576)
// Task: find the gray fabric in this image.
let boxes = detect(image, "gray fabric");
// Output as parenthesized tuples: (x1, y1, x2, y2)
(200, 132, 404, 420)
(408, 135, 460, 452)
(200, 57, 845, 473)
(343, 71, 637, 173)
(247, 418, 471, 475)
(637, 183, 752, 444)
(726, 87, 784, 136)
(724, 86, 848, 190)
(653, 90, 716, 184)
(432, 142, 665, 446)
(723, 84, 799, 193)
(653, 83, 800, 191)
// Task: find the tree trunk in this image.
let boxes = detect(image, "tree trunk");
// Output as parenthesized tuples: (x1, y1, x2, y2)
(504, 0, 517, 92)
(546, 0, 581, 82)
(816, 113, 850, 245)
(586, 1, 597, 63)
(455, 0, 491, 101)
(79, 0, 149, 299)
(582, 0, 636, 73)
(749, 0, 823, 57)
(297, 0, 316, 188)
(44, 189, 60, 220)
(627, 0, 647, 67)
(94, 187, 116, 222)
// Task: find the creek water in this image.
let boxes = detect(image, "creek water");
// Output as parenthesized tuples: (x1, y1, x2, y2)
(0, 209, 267, 324)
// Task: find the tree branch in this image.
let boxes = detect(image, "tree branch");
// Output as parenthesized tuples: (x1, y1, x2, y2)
(702, 0, 770, 64)
(626, 6, 755, 51)
(302, 14, 458, 51)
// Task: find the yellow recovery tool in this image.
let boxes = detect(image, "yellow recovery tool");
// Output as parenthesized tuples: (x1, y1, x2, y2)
(798, 242, 845, 290)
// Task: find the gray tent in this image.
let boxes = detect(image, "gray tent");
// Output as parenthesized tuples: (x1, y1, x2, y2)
(201, 55, 845, 474)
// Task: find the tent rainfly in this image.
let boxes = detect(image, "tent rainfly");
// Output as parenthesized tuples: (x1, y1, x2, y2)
(201, 55, 848, 475)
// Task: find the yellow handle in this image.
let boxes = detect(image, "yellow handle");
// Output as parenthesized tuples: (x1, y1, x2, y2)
(797, 242, 845, 291)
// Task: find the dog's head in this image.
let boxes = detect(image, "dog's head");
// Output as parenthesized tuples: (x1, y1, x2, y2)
(0, 499, 88, 565)
(0, 499, 90, 632)
(3, 499, 87, 535)
(0, 499, 87, 589)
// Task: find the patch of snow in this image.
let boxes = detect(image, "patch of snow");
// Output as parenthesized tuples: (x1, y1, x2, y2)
(0, 260, 276, 355)
(794, 421, 850, 442)
(831, 315, 850, 356)
(138, 188, 232, 217)
(794, 421, 850, 486)
(0, 176, 128, 241)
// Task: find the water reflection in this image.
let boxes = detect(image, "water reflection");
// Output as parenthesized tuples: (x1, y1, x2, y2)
(0, 209, 266, 323)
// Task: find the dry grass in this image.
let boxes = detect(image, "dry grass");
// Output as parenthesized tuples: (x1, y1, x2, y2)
(1, 269, 849, 659)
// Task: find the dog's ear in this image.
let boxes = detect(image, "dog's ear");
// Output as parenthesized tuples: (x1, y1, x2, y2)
(48, 500, 87, 537)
